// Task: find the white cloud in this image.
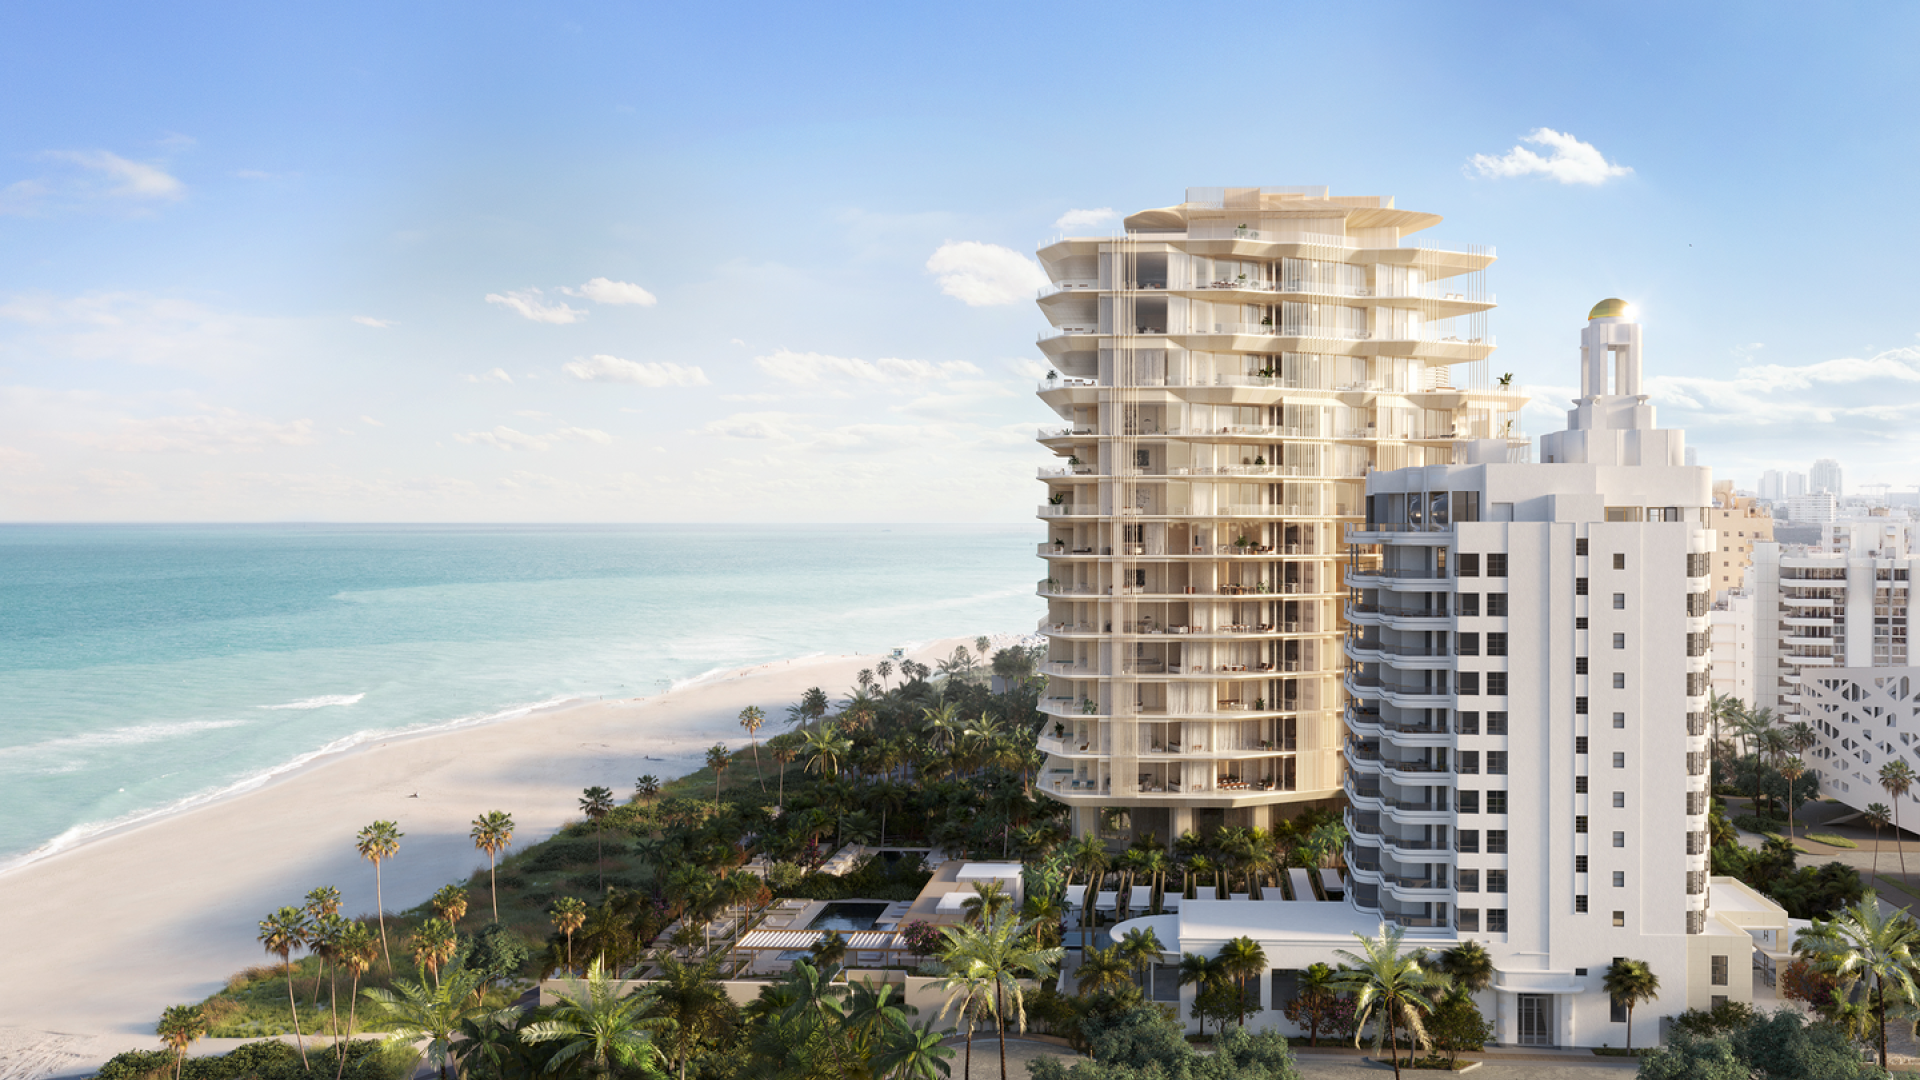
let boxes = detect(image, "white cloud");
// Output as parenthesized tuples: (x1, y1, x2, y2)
(729, 338, 747, 347)
(484, 288, 585, 324)
(702, 412, 797, 440)
(461, 368, 515, 384)
(361, 416, 383, 427)
(1469, 129, 1632, 186)
(39, 150, 185, 200)
(0, 445, 41, 470)
(1054, 208, 1117, 230)
(454, 424, 613, 451)
(561, 354, 709, 386)
(92, 408, 316, 454)
(753, 347, 982, 385)
(0, 292, 280, 370)
(563, 278, 658, 307)
(351, 315, 393, 328)
(925, 242, 1050, 306)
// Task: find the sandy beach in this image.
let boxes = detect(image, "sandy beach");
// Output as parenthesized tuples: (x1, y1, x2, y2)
(0, 634, 1007, 1072)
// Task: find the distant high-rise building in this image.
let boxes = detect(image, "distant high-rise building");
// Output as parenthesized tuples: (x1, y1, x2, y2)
(1787, 493, 1838, 524)
(1709, 480, 1773, 599)
(1759, 470, 1784, 502)
(1786, 472, 1808, 499)
(1810, 458, 1844, 497)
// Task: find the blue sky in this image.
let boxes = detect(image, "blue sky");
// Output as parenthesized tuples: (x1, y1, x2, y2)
(4, 1, 1918, 520)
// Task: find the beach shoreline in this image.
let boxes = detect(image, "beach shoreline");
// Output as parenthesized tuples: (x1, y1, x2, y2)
(0, 631, 1026, 1072)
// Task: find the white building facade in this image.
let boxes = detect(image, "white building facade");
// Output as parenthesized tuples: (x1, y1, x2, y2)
(1112, 301, 1789, 1048)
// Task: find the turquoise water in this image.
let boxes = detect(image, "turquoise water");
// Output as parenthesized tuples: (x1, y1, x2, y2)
(0, 524, 1043, 867)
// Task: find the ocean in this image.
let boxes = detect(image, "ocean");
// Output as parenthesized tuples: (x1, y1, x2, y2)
(0, 523, 1043, 869)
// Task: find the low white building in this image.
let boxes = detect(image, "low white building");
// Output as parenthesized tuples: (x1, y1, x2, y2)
(1114, 300, 1790, 1048)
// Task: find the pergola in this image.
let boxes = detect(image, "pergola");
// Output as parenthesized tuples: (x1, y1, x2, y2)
(730, 929, 913, 966)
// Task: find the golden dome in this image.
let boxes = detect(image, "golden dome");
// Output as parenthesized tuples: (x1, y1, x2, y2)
(1588, 298, 1632, 320)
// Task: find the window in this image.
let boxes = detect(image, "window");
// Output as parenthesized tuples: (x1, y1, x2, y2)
(1268, 969, 1296, 1008)
(1576, 736, 1590, 754)
(1612, 672, 1626, 689)
(1711, 955, 1728, 986)
(1488, 791, 1508, 814)
(1457, 869, 1479, 892)
(1459, 790, 1479, 814)
(1576, 696, 1589, 714)
(1613, 751, 1626, 768)
(1575, 776, 1589, 794)
(1613, 910, 1626, 927)
(1487, 554, 1508, 577)
(1612, 871, 1626, 887)
(1488, 712, 1509, 735)
(1458, 593, 1480, 617)
(1576, 616, 1589, 630)
(1576, 657, 1589, 674)
(1458, 750, 1480, 774)
(1457, 672, 1480, 695)
(1487, 870, 1508, 893)
(1457, 632, 1480, 656)
(1576, 855, 1589, 873)
(1457, 711, 1480, 735)
(1613, 593, 1626, 609)
(1613, 831, 1626, 848)
(1611, 995, 1628, 1022)
(1613, 553, 1626, 570)
(1488, 909, 1508, 932)
(1577, 539, 1589, 556)
(1487, 830, 1508, 853)
(1711, 995, 1728, 1010)
(1575, 894, 1589, 912)
(1457, 553, 1480, 577)
(1457, 829, 1479, 853)
(1576, 577, 1589, 596)
(1613, 632, 1625, 649)
(1487, 751, 1508, 775)
(1487, 632, 1508, 656)
(1457, 908, 1479, 932)
(1575, 816, 1588, 834)
(1488, 593, 1508, 616)
(1487, 672, 1508, 695)
(1612, 791, 1626, 808)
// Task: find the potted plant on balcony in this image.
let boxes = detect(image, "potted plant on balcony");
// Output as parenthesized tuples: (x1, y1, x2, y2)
(1048, 493, 1065, 505)
(1497, 372, 1514, 388)
(1234, 535, 1252, 553)
(1254, 455, 1266, 466)
(1046, 369, 1059, 380)
(1254, 698, 1266, 711)
(1067, 455, 1082, 468)
(1080, 698, 1098, 715)
(1053, 538, 1066, 552)
(1053, 722, 1066, 738)
(1260, 315, 1273, 327)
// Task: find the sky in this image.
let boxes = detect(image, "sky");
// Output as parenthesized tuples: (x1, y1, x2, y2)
(4, 1, 1920, 522)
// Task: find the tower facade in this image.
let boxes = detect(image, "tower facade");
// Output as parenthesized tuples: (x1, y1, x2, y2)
(1350, 300, 1739, 1044)
(1031, 186, 1524, 845)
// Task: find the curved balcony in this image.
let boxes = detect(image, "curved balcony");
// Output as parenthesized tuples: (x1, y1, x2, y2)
(1346, 707, 1384, 736)
(1380, 834, 1455, 860)
(1381, 758, 1454, 785)
(1344, 775, 1384, 811)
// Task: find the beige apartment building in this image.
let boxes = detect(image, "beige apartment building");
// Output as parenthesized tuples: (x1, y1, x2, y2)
(1031, 186, 1526, 845)
(1709, 480, 1773, 599)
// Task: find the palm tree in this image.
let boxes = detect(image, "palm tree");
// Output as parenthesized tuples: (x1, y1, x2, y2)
(1293, 962, 1339, 1046)
(1136, 847, 1171, 912)
(305, 886, 344, 1004)
(706, 744, 732, 802)
(1177, 951, 1228, 1032)
(1798, 890, 1920, 1068)
(258, 906, 312, 1069)
(1601, 958, 1661, 1053)
(804, 723, 852, 778)
(1781, 757, 1808, 837)
(955, 910, 1062, 1080)
(1075, 946, 1134, 996)
(845, 978, 917, 1053)
(1115, 927, 1163, 989)
(308, 915, 347, 1035)
(635, 774, 662, 804)
(1869, 802, 1893, 883)
(961, 881, 1015, 925)
(334, 921, 378, 1078)
(430, 883, 468, 926)
(1217, 936, 1268, 1024)
(874, 1019, 954, 1080)
(470, 810, 516, 921)
(1064, 834, 1108, 949)
(155, 1005, 206, 1080)
(521, 957, 667, 1079)
(643, 955, 738, 1080)
(1332, 927, 1440, 1080)
(769, 734, 800, 812)
(935, 945, 989, 1080)
(360, 964, 503, 1080)
(355, 820, 403, 973)
(551, 896, 589, 976)
(579, 786, 615, 890)
(1881, 760, 1915, 879)
(410, 918, 460, 985)
(877, 659, 894, 689)
(738, 705, 767, 789)
(1020, 893, 1065, 950)
(1435, 941, 1494, 994)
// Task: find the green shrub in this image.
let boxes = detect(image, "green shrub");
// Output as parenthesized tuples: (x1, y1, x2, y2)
(464, 922, 531, 983)
(94, 1039, 407, 1080)
(1733, 814, 1787, 835)
(519, 838, 603, 872)
(1805, 833, 1858, 848)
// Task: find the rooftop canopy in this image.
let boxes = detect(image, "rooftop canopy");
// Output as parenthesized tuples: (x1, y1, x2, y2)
(1588, 298, 1633, 320)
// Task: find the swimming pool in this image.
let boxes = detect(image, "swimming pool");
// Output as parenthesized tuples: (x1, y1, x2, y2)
(807, 901, 889, 932)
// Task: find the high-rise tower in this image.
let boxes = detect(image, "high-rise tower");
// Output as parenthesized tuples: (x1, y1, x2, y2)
(1030, 186, 1525, 846)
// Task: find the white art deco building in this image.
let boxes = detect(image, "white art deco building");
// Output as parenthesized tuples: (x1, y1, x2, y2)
(1109, 300, 1790, 1048)
(1030, 186, 1525, 844)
